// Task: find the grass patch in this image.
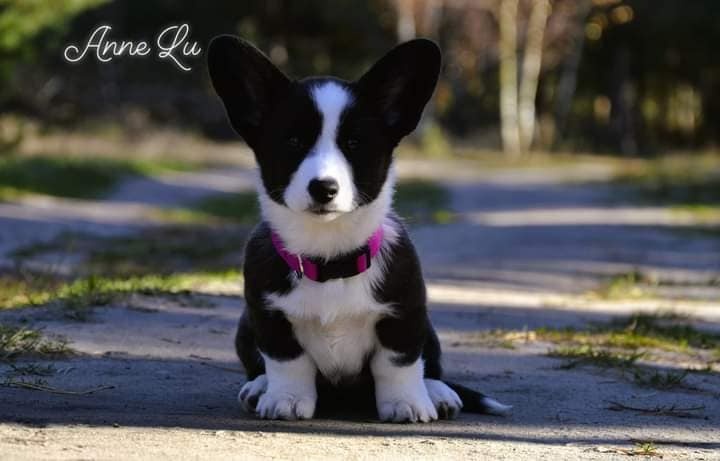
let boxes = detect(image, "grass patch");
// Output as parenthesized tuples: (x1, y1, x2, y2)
(547, 344, 693, 390)
(183, 191, 259, 225)
(1, 267, 241, 317)
(548, 345, 644, 370)
(536, 313, 720, 352)
(632, 442, 660, 457)
(0, 270, 64, 309)
(465, 314, 717, 389)
(630, 368, 689, 390)
(59, 270, 240, 304)
(12, 227, 249, 278)
(614, 153, 720, 206)
(0, 155, 192, 200)
(394, 179, 453, 224)
(466, 313, 720, 354)
(0, 325, 71, 362)
(590, 270, 656, 300)
(5, 227, 246, 315)
(84, 229, 248, 276)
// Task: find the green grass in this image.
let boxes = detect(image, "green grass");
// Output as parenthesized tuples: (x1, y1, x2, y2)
(614, 153, 720, 206)
(1, 268, 241, 316)
(547, 344, 691, 390)
(0, 325, 71, 362)
(394, 179, 453, 224)
(187, 191, 259, 224)
(453, 313, 720, 354)
(590, 270, 656, 300)
(12, 227, 250, 278)
(84, 228, 249, 276)
(630, 368, 689, 390)
(0, 270, 63, 309)
(464, 314, 717, 389)
(547, 345, 644, 370)
(57, 270, 241, 317)
(0, 155, 192, 200)
(633, 442, 660, 457)
(536, 313, 720, 352)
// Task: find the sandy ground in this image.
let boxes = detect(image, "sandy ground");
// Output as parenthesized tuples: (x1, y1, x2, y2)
(1, 158, 719, 460)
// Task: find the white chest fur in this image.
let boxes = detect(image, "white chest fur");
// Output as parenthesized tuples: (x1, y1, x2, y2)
(290, 313, 379, 382)
(264, 232, 395, 382)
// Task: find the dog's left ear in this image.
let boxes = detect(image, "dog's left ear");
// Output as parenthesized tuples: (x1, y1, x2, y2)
(355, 39, 441, 142)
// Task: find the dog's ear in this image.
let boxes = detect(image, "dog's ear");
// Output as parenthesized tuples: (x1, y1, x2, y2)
(208, 35, 290, 148)
(355, 39, 441, 142)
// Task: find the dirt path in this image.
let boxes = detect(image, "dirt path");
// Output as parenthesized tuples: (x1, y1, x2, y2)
(1, 160, 719, 460)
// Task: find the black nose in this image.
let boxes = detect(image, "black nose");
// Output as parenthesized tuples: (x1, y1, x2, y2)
(308, 178, 339, 204)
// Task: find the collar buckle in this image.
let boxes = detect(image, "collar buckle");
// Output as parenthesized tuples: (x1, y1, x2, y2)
(295, 254, 304, 279)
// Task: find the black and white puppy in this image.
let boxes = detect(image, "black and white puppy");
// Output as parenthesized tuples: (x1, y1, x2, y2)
(208, 36, 511, 423)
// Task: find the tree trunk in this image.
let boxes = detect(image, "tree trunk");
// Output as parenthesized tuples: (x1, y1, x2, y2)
(554, 0, 592, 146)
(518, 0, 550, 154)
(395, 0, 417, 42)
(498, 0, 520, 156)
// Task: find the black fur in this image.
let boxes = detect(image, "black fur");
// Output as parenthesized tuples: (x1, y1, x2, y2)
(212, 36, 502, 419)
(209, 35, 441, 207)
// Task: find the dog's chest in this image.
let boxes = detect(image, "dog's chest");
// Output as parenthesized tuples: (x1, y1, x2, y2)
(290, 313, 378, 382)
(265, 266, 390, 381)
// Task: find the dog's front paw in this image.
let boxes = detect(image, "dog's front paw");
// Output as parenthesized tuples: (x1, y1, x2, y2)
(256, 391, 316, 420)
(377, 391, 437, 423)
(425, 379, 462, 419)
(376, 378, 437, 423)
(238, 374, 268, 412)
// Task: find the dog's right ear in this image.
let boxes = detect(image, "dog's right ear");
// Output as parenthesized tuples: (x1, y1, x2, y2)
(208, 35, 290, 148)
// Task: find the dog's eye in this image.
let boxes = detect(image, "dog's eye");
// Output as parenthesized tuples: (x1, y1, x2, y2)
(286, 136, 302, 149)
(345, 138, 360, 151)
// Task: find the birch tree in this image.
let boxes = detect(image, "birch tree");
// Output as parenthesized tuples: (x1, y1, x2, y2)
(498, 0, 521, 156)
(498, 0, 551, 156)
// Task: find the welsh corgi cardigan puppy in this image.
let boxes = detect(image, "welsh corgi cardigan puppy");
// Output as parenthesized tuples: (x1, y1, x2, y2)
(208, 36, 511, 423)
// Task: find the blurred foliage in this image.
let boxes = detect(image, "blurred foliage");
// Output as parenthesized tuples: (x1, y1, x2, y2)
(0, 155, 191, 200)
(614, 154, 720, 206)
(0, 0, 718, 154)
(0, 0, 106, 89)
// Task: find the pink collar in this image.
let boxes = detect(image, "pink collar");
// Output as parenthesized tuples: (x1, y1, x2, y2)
(270, 226, 384, 282)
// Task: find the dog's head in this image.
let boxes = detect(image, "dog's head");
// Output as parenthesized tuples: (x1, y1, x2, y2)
(208, 36, 440, 222)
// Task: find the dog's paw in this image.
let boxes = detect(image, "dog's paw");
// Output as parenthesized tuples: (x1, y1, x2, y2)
(424, 379, 463, 419)
(238, 374, 268, 413)
(256, 391, 316, 420)
(377, 391, 438, 423)
(376, 379, 437, 423)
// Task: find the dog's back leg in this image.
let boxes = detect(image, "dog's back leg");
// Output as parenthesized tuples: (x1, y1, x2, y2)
(235, 311, 264, 379)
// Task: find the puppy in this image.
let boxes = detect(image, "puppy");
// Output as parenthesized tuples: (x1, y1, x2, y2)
(208, 36, 511, 422)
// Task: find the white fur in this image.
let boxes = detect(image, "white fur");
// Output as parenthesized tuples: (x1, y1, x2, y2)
(253, 84, 440, 421)
(237, 374, 267, 412)
(425, 378, 462, 419)
(481, 397, 513, 415)
(371, 349, 437, 423)
(265, 215, 398, 381)
(291, 314, 379, 383)
(259, 168, 394, 259)
(283, 82, 356, 217)
(255, 353, 317, 420)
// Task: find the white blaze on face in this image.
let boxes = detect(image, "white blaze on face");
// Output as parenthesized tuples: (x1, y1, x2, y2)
(283, 82, 355, 218)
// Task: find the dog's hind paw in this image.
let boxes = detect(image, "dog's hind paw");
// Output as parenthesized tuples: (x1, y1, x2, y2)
(425, 379, 463, 419)
(238, 374, 268, 413)
(256, 391, 316, 420)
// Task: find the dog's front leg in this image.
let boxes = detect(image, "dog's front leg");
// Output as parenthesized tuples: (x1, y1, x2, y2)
(371, 347, 437, 423)
(256, 352, 317, 420)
